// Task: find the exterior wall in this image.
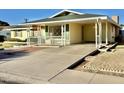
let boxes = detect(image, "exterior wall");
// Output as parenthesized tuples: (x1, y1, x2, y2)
(107, 23, 120, 43)
(22, 31, 28, 40)
(83, 23, 95, 42)
(11, 31, 15, 38)
(101, 23, 106, 42)
(108, 23, 116, 43)
(69, 23, 82, 44)
(102, 23, 112, 43)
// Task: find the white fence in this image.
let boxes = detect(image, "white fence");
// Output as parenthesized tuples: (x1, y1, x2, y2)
(27, 36, 66, 46)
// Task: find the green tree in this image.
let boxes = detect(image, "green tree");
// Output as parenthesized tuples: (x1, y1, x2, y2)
(0, 20, 9, 26)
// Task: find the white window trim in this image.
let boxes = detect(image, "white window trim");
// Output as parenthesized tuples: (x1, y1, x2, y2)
(49, 9, 83, 18)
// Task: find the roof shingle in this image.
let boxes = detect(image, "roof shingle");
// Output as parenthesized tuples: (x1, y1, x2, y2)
(27, 14, 106, 23)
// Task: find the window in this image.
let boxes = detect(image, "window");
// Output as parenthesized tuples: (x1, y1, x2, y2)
(66, 24, 69, 31)
(45, 26, 48, 32)
(6, 33, 10, 35)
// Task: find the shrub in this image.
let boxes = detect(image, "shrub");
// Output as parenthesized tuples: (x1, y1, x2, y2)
(8, 38, 26, 42)
(0, 35, 6, 42)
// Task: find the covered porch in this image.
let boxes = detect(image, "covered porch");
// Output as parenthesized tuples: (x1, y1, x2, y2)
(26, 23, 70, 46)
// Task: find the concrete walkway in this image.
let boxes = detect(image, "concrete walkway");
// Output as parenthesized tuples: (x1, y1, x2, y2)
(0, 44, 96, 83)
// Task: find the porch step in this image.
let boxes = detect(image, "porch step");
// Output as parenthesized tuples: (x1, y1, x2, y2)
(98, 48, 108, 52)
(98, 42, 118, 52)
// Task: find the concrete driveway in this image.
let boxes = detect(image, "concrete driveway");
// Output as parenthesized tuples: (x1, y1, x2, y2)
(50, 69, 124, 84)
(0, 44, 96, 83)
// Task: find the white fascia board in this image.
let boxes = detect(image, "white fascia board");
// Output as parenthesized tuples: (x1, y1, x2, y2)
(49, 9, 83, 18)
(25, 16, 108, 25)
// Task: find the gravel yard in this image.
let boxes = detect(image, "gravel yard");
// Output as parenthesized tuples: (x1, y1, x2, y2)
(74, 45, 124, 77)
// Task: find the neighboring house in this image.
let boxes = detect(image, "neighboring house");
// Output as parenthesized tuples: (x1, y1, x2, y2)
(0, 26, 11, 42)
(9, 10, 121, 48)
(0, 29, 10, 40)
(6, 25, 32, 41)
(0, 29, 11, 41)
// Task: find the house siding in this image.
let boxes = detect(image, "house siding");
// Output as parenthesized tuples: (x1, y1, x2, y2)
(83, 23, 95, 42)
(69, 23, 82, 44)
(11, 30, 28, 40)
(108, 23, 117, 43)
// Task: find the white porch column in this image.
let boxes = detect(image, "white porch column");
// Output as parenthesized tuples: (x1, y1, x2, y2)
(106, 21, 108, 45)
(95, 18, 102, 49)
(27, 25, 31, 46)
(38, 25, 42, 45)
(47, 26, 49, 41)
(95, 22, 98, 49)
(26, 28, 29, 45)
(61, 25, 64, 46)
(63, 24, 66, 46)
(99, 21, 102, 48)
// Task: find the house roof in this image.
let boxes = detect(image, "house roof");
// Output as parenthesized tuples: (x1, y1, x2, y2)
(27, 13, 106, 23)
(21, 9, 120, 27)
(8, 25, 29, 28)
(3, 25, 32, 31)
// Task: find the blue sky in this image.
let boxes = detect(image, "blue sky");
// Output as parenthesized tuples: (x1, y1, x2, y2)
(0, 9, 124, 25)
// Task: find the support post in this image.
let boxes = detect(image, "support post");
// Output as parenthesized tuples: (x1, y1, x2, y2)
(63, 24, 66, 46)
(99, 21, 102, 48)
(95, 22, 98, 49)
(29, 26, 31, 46)
(106, 21, 108, 45)
(61, 25, 64, 46)
(27, 25, 31, 46)
(38, 25, 41, 45)
(26, 28, 29, 46)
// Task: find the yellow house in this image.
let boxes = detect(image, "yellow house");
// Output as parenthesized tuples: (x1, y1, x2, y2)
(6, 25, 31, 41)
(9, 10, 121, 48)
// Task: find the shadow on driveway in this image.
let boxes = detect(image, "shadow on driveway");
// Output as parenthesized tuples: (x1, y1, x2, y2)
(0, 50, 30, 60)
